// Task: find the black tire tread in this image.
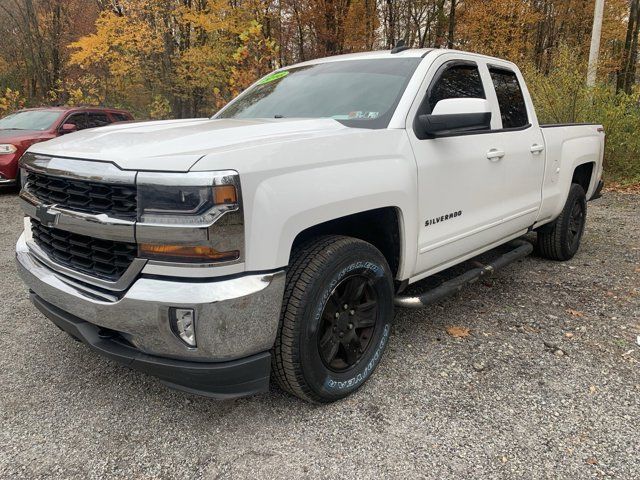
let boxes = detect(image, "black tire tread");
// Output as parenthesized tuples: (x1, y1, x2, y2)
(536, 183, 586, 261)
(272, 235, 380, 403)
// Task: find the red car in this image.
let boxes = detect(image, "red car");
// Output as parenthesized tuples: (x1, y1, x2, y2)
(0, 106, 134, 188)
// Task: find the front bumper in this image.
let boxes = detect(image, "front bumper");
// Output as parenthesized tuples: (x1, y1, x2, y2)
(16, 231, 286, 396)
(31, 294, 271, 398)
(0, 152, 19, 184)
(0, 178, 17, 187)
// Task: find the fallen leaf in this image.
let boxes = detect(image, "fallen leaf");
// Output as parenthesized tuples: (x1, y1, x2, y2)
(502, 456, 508, 463)
(446, 326, 470, 338)
(566, 309, 584, 317)
(585, 457, 598, 465)
(605, 182, 640, 194)
(565, 332, 574, 339)
(589, 385, 597, 395)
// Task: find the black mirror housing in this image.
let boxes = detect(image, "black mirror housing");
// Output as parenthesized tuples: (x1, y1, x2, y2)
(416, 112, 491, 139)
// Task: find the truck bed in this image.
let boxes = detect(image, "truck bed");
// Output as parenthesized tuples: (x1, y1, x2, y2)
(535, 123, 605, 227)
(540, 123, 601, 128)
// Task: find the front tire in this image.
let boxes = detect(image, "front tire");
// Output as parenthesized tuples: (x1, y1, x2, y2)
(536, 183, 587, 261)
(272, 235, 394, 403)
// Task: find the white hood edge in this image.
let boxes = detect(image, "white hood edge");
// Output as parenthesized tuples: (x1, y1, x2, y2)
(27, 117, 348, 172)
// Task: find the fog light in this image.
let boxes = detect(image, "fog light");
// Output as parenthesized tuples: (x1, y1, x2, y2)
(170, 308, 196, 347)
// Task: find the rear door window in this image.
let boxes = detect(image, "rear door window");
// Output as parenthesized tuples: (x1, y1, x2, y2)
(488, 68, 529, 129)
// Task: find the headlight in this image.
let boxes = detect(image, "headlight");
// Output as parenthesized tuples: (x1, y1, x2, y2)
(137, 171, 240, 223)
(136, 171, 243, 264)
(0, 144, 17, 154)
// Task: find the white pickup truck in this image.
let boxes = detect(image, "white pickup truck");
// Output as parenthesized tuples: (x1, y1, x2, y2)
(16, 47, 604, 403)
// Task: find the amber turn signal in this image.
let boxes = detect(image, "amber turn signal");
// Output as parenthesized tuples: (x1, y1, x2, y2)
(139, 244, 239, 263)
(213, 185, 237, 205)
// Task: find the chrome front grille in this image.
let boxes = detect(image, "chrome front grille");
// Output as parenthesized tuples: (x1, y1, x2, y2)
(31, 219, 137, 281)
(26, 170, 137, 220)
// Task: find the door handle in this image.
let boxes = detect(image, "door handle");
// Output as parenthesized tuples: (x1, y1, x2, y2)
(486, 148, 505, 160)
(530, 144, 545, 154)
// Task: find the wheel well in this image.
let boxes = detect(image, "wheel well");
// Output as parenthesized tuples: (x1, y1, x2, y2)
(572, 162, 594, 193)
(292, 207, 401, 277)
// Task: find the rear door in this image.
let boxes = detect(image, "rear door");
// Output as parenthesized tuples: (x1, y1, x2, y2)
(486, 65, 545, 232)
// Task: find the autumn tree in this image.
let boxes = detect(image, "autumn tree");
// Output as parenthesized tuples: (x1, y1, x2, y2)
(0, 0, 99, 101)
(617, 0, 640, 92)
(69, 0, 278, 117)
(0, 0, 636, 117)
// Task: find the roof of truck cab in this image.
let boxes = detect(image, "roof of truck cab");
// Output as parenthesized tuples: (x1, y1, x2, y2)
(287, 49, 434, 69)
(284, 48, 518, 70)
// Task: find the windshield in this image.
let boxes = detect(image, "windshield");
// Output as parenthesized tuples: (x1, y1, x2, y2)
(216, 58, 422, 129)
(0, 110, 61, 131)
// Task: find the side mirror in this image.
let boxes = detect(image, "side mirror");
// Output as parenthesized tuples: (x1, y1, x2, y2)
(60, 123, 78, 134)
(416, 98, 491, 139)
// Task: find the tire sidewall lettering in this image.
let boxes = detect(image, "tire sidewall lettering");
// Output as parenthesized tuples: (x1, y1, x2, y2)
(324, 323, 390, 391)
(303, 257, 392, 398)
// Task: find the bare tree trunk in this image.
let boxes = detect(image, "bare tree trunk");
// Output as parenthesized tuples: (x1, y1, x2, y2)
(447, 0, 456, 48)
(586, 0, 605, 87)
(617, 0, 640, 93)
(385, 0, 395, 48)
(434, 0, 446, 47)
(629, 4, 640, 92)
(50, 1, 63, 92)
(290, 1, 306, 61)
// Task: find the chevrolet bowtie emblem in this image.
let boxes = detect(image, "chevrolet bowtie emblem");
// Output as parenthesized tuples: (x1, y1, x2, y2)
(35, 205, 59, 226)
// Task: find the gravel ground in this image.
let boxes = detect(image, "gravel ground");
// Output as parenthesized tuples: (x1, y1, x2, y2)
(0, 190, 638, 480)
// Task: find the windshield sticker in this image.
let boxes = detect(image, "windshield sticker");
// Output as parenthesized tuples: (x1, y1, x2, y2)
(347, 111, 380, 119)
(257, 71, 289, 85)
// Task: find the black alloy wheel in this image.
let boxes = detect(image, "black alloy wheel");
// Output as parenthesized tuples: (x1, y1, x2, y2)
(317, 274, 379, 372)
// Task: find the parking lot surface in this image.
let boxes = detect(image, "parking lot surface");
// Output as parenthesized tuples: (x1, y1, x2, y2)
(1, 190, 638, 479)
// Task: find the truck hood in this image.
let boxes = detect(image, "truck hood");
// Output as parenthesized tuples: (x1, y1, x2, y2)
(27, 118, 349, 172)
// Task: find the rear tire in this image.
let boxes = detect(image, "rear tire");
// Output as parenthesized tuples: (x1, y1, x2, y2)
(536, 183, 587, 261)
(272, 235, 394, 403)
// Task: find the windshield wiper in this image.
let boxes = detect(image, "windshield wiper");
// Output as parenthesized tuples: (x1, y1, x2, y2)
(274, 114, 285, 119)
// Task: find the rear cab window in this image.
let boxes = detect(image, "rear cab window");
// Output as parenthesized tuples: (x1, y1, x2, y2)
(488, 67, 529, 129)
